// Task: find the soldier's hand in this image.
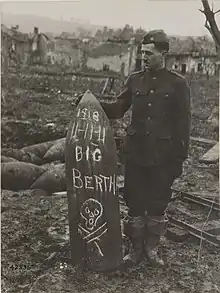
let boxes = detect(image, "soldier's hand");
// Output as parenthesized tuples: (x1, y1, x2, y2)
(74, 92, 84, 107)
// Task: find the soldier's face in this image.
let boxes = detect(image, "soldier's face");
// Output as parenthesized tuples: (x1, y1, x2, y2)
(141, 44, 164, 71)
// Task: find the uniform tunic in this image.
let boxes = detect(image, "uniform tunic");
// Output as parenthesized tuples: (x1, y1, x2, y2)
(101, 68, 191, 166)
(100, 68, 191, 216)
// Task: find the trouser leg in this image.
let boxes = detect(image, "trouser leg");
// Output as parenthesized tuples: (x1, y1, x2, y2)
(123, 215, 145, 266)
(144, 164, 175, 266)
(122, 161, 146, 266)
(123, 160, 146, 217)
(145, 214, 168, 266)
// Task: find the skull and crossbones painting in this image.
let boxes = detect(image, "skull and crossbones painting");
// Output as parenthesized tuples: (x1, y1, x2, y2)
(78, 198, 107, 257)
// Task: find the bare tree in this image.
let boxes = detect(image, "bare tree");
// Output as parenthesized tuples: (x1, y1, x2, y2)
(200, 0, 220, 57)
(200, 0, 219, 135)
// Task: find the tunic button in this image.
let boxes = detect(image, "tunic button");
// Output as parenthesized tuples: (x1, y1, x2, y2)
(148, 103, 152, 107)
(150, 90, 154, 94)
(146, 132, 150, 135)
(147, 117, 151, 121)
(136, 91, 140, 95)
(152, 77, 156, 80)
(165, 93, 169, 97)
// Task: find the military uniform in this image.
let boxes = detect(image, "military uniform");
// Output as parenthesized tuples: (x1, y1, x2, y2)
(101, 65, 191, 266)
(78, 30, 191, 267)
(102, 67, 190, 207)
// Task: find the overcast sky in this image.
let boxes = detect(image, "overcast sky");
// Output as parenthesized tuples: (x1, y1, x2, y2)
(1, 0, 220, 36)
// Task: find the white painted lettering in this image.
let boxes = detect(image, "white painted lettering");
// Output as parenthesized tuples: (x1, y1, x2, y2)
(75, 146, 83, 162)
(69, 122, 75, 141)
(109, 174, 116, 195)
(90, 142, 98, 147)
(93, 111, 99, 122)
(81, 108, 89, 120)
(102, 127, 106, 144)
(74, 145, 102, 162)
(93, 126, 105, 144)
(92, 148, 102, 162)
(77, 124, 88, 137)
(86, 146, 90, 161)
(99, 175, 109, 192)
(84, 123, 89, 139)
(72, 168, 83, 188)
(72, 168, 117, 195)
(84, 176, 94, 190)
(90, 124, 93, 140)
(77, 108, 99, 122)
(73, 122, 79, 141)
(94, 175, 103, 192)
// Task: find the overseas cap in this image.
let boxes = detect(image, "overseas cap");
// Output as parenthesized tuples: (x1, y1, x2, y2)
(141, 30, 169, 46)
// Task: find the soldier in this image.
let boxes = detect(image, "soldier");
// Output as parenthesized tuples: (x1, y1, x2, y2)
(77, 30, 191, 267)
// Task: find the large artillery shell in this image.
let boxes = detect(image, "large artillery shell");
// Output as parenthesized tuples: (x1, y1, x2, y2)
(31, 163, 66, 194)
(1, 162, 45, 191)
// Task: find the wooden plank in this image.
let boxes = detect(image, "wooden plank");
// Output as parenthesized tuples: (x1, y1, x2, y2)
(15, 69, 121, 79)
(166, 225, 189, 242)
(194, 220, 220, 235)
(199, 142, 219, 164)
(190, 191, 219, 201)
(62, 71, 121, 79)
(190, 136, 217, 146)
(101, 78, 110, 95)
(63, 90, 116, 100)
(168, 216, 220, 247)
(52, 191, 67, 198)
(172, 189, 220, 212)
(108, 77, 115, 92)
(65, 90, 123, 271)
(113, 136, 217, 147)
(65, 136, 218, 149)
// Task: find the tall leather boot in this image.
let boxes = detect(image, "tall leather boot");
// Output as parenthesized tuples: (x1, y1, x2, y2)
(145, 215, 168, 267)
(123, 215, 145, 267)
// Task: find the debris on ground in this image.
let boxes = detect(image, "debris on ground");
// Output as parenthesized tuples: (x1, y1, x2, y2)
(1, 70, 219, 293)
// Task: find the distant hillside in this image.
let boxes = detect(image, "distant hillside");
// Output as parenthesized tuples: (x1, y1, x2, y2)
(1, 13, 103, 36)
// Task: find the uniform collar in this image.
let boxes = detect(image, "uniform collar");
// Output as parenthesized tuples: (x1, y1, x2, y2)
(141, 67, 166, 79)
(149, 67, 166, 75)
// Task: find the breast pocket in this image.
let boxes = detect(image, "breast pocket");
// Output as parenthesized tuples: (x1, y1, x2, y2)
(132, 89, 146, 100)
(158, 90, 173, 101)
(156, 89, 173, 114)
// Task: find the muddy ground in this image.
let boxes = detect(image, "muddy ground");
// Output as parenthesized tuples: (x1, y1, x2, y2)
(1, 69, 219, 293)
